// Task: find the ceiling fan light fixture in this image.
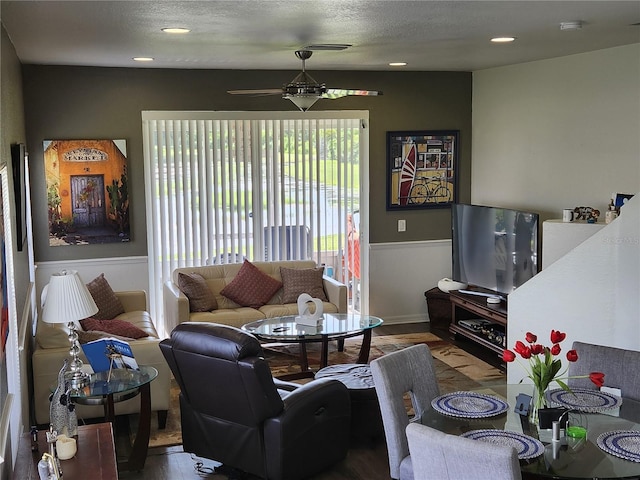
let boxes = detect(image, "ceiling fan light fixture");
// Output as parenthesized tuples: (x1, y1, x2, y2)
(283, 82, 325, 96)
(284, 94, 321, 111)
(227, 49, 381, 109)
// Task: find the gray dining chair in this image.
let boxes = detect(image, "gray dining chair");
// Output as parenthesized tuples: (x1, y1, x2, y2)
(370, 344, 441, 480)
(406, 422, 522, 480)
(568, 341, 640, 401)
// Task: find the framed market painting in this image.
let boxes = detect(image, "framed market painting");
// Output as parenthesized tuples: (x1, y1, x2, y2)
(44, 139, 130, 246)
(386, 130, 459, 210)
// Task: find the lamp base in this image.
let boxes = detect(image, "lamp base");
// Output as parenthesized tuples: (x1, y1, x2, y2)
(65, 369, 89, 391)
(66, 321, 89, 391)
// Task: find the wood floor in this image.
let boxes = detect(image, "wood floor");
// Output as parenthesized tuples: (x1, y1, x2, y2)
(118, 322, 503, 480)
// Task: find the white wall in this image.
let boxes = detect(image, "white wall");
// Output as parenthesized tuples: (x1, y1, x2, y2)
(368, 240, 451, 324)
(35, 256, 149, 311)
(470, 43, 640, 382)
(472, 44, 640, 219)
(375, 44, 640, 325)
(542, 220, 605, 269)
(507, 194, 640, 384)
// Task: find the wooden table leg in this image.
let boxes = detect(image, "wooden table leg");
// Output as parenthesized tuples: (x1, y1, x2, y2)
(357, 329, 373, 364)
(298, 342, 309, 372)
(321, 335, 330, 368)
(105, 395, 115, 422)
(119, 384, 151, 472)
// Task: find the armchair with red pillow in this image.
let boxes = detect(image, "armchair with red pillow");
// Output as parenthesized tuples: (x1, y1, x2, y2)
(32, 281, 170, 428)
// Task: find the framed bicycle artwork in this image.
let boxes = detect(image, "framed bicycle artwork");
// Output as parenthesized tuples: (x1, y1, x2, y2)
(386, 130, 459, 210)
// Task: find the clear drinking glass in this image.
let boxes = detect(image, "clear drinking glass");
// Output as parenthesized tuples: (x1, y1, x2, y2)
(566, 411, 588, 453)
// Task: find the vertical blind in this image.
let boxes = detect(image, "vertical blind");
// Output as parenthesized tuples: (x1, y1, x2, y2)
(142, 111, 367, 337)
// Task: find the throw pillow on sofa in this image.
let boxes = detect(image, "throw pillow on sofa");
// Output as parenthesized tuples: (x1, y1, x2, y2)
(76, 329, 135, 344)
(80, 318, 148, 339)
(220, 259, 282, 308)
(86, 273, 125, 319)
(280, 267, 328, 303)
(178, 272, 218, 312)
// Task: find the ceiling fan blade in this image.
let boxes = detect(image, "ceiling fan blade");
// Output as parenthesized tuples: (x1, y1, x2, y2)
(227, 88, 283, 96)
(301, 44, 352, 51)
(323, 88, 383, 99)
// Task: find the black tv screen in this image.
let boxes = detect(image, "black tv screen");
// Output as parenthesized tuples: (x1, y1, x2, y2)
(451, 203, 539, 296)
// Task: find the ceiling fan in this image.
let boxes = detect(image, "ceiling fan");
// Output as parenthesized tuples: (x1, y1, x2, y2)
(227, 49, 383, 111)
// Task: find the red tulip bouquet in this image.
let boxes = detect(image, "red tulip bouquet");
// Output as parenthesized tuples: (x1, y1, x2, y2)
(503, 330, 605, 424)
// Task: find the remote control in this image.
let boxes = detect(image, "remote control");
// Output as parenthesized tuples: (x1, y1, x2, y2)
(458, 289, 506, 301)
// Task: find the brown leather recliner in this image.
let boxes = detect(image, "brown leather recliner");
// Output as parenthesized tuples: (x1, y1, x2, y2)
(159, 322, 351, 480)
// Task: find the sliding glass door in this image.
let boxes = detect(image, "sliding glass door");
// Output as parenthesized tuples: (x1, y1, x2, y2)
(143, 111, 369, 336)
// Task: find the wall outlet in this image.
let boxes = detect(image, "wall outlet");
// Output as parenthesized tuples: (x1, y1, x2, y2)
(398, 219, 406, 232)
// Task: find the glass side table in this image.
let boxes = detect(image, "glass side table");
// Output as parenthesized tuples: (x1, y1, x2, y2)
(69, 365, 158, 472)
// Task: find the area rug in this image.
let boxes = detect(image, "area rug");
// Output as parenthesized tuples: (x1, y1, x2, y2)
(142, 331, 505, 448)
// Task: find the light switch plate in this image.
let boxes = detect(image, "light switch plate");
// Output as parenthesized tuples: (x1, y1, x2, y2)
(398, 219, 406, 232)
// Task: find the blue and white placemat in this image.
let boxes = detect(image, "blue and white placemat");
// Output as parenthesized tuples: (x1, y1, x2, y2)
(546, 388, 622, 413)
(461, 429, 544, 460)
(431, 391, 509, 418)
(597, 430, 640, 462)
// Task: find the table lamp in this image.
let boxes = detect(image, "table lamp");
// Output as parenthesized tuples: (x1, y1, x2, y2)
(41, 270, 98, 390)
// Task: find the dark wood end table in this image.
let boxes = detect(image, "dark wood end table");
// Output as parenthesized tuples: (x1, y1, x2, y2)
(12, 423, 118, 480)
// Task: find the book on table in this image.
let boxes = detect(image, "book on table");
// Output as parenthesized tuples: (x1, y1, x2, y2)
(81, 337, 139, 373)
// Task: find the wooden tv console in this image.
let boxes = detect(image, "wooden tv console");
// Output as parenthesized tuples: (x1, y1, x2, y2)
(448, 288, 507, 357)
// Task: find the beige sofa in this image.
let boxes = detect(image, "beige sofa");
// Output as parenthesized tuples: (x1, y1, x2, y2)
(32, 290, 170, 426)
(164, 260, 348, 331)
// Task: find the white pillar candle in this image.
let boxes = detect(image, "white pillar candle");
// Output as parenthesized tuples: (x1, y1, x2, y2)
(56, 434, 77, 460)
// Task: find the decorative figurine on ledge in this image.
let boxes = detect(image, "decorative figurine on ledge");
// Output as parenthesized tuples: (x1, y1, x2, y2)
(573, 206, 600, 223)
(49, 359, 78, 437)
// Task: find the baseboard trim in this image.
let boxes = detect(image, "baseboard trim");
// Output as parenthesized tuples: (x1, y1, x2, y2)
(379, 314, 429, 325)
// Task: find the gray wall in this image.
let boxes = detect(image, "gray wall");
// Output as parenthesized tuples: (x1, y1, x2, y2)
(1, 23, 29, 474)
(1, 25, 28, 312)
(21, 65, 472, 263)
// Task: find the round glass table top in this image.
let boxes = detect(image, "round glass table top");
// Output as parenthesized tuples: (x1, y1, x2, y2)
(242, 313, 383, 341)
(418, 384, 640, 479)
(70, 365, 158, 401)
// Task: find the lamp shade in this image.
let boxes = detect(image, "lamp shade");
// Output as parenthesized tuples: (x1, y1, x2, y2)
(41, 270, 98, 325)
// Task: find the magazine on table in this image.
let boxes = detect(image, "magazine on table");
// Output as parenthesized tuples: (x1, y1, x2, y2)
(81, 337, 139, 373)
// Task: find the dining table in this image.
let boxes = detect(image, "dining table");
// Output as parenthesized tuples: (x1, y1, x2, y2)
(418, 384, 640, 479)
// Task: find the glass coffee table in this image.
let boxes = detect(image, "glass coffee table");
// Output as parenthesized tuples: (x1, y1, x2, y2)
(242, 313, 383, 375)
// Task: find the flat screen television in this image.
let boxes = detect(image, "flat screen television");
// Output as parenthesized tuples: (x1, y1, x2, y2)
(451, 203, 539, 297)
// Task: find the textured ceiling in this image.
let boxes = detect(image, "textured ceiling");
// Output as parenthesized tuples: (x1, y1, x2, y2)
(1, 1, 639, 72)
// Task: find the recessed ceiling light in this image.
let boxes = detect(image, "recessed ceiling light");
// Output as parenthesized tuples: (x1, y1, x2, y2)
(162, 28, 191, 34)
(389, 62, 407, 67)
(491, 37, 516, 43)
(133, 57, 154, 62)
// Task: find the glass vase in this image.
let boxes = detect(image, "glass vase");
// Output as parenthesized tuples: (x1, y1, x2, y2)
(529, 384, 548, 425)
